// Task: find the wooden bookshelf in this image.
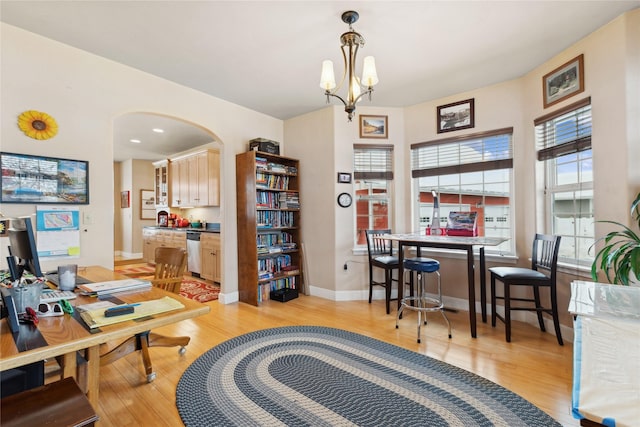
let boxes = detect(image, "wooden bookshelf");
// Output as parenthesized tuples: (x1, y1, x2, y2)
(236, 151, 301, 305)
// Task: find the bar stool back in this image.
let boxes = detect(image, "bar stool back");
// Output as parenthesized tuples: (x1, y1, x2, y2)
(396, 257, 452, 343)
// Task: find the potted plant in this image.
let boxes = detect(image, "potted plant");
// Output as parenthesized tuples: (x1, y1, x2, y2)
(591, 192, 640, 285)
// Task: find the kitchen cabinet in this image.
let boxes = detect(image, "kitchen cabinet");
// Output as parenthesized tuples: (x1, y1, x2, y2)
(200, 233, 221, 283)
(170, 149, 220, 207)
(142, 228, 187, 263)
(153, 159, 169, 207)
(170, 158, 189, 207)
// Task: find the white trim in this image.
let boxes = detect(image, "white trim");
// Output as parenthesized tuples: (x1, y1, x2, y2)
(308, 285, 571, 341)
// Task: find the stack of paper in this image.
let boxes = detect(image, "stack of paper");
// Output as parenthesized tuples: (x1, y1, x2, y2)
(79, 296, 184, 328)
(78, 279, 151, 296)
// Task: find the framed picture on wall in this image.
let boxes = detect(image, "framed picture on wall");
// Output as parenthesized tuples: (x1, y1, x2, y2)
(120, 190, 130, 208)
(337, 172, 352, 184)
(543, 54, 584, 108)
(437, 98, 475, 133)
(140, 189, 155, 219)
(359, 115, 388, 139)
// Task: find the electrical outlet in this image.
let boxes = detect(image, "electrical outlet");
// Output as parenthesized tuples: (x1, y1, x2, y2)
(343, 263, 348, 271)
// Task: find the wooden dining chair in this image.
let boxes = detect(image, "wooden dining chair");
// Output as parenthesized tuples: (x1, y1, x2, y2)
(101, 247, 191, 382)
(490, 234, 563, 345)
(365, 229, 399, 314)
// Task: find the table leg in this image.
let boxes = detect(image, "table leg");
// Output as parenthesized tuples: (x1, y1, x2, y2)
(85, 345, 100, 408)
(397, 242, 405, 314)
(467, 247, 477, 338)
(479, 247, 487, 323)
(61, 352, 77, 380)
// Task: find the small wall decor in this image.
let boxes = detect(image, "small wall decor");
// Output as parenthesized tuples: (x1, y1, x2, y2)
(437, 98, 475, 133)
(543, 54, 584, 108)
(359, 115, 388, 139)
(337, 172, 352, 184)
(17, 110, 58, 140)
(140, 189, 155, 219)
(0, 219, 9, 237)
(120, 190, 130, 208)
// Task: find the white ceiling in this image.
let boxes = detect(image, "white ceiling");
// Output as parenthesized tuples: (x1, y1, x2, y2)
(3, 1, 639, 161)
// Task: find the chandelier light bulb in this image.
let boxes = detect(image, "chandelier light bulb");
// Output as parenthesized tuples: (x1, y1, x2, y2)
(361, 56, 379, 87)
(320, 60, 337, 90)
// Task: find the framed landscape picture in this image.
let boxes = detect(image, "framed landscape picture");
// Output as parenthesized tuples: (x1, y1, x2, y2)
(543, 54, 584, 108)
(120, 190, 130, 208)
(140, 189, 155, 219)
(359, 115, 388, 139)
(437, 98, 474, 133)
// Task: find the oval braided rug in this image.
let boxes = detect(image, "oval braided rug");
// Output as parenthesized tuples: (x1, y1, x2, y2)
(176, 326, 561, 427)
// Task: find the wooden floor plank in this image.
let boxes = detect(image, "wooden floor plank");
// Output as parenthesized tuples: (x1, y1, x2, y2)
(90, 294, 577, 426)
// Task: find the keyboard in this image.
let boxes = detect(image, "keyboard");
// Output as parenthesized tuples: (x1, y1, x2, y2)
(46, 273, 93, 288)
(40, 290, 77, 303)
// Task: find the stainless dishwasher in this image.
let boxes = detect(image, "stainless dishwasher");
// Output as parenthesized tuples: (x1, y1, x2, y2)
(186, 231, 201, 276)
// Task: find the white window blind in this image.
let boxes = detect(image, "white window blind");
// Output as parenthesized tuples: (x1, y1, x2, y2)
(535, 97, 591, 161)
(410, 128, 513, 177)
(353, 144, 393, 180)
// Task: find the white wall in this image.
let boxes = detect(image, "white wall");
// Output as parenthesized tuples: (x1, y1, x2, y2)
(0, 23, 283, 303)
(285, 105, 405, 299)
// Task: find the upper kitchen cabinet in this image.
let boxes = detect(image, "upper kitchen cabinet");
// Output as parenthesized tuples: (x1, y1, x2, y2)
(170, 149, 220, 207)
(153, 159, 169, 207)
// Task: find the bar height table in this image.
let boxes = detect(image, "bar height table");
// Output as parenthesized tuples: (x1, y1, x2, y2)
(383, 234, 507, 338)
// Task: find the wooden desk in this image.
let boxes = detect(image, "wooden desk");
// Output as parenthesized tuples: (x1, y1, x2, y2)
(0, 266, 210, 408)
(383, 234, 506, 338)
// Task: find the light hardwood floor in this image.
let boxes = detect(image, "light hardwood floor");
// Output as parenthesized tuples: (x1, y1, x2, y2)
(92, 294, 577, 426)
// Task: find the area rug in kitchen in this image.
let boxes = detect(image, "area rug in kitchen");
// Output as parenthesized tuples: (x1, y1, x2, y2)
(115, 265, 219, 303)
(176, 326, 561, 427)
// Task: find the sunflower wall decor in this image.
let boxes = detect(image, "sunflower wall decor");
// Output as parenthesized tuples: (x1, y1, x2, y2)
(18, 110, 58, 140)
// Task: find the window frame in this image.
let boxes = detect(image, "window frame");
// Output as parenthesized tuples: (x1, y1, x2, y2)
(535, 97, 593, 267)
(353, 144, 394, 248)
(410, 128, 515, 255)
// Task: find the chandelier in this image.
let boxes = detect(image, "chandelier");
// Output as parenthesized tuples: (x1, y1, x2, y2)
(319, 11, 379, 122)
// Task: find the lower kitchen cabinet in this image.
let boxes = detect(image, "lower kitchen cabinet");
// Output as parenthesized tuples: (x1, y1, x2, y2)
(142, 228, 186, 264)
(200, 233, 221, 283)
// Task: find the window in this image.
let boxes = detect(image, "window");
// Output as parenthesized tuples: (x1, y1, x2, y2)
(353, 144, 393, 246)
(410, 128, 514, 254)
(535, 97, 593, 266)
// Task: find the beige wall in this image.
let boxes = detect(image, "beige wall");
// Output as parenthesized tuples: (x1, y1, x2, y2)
(1, 9, 638, 336)
(284, 10, 640, 338)
(0, 23, 283, 304)
(115, 159, 155, 257)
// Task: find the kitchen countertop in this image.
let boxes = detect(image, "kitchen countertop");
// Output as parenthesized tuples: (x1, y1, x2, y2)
(144, 225, 220, 233)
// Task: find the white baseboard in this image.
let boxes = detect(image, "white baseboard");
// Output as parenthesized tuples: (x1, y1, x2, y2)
(307, 285, 572, 342)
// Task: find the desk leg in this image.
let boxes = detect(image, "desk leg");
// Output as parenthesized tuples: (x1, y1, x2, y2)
(467, 247, 477, 338)
(61, 352, 77, 380)
(479, 247, 487, 323)
(85, 345, 100, 409)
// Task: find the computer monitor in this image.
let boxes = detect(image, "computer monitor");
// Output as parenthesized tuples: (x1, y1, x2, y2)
(7, 217, 43, 280)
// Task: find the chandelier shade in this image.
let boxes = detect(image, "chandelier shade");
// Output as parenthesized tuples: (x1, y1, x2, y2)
(319, 11, 379, 121)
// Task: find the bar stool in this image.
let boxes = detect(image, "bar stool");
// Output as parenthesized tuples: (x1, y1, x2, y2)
(396, 257, 452, 343)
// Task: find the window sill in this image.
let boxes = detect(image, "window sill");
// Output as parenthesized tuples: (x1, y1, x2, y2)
(557, 261, 593, 279)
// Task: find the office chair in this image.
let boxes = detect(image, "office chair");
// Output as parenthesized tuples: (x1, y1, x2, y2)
(365, 229, 399, 314)
(101, 247, 190, 382)
(490, 234, 563, 345)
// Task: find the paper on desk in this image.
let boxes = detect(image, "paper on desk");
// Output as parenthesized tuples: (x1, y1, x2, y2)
(76, 301, 117, 312)
(79, 296, 184, 328)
